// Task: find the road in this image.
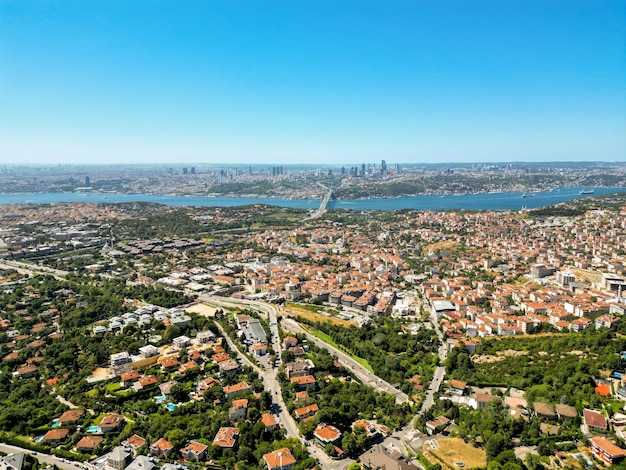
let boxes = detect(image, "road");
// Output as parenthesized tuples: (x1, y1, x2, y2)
(281, 318, 409, 404)
(0, 260, 68, 281)
(210, 319, 301, 436)
(413, 305, 447, 416)
(0, 443, 95, 470)
(202, 296, 351, 470)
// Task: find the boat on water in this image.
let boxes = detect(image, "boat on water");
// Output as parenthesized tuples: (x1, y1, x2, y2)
(579, 189, 594, 195)
(521, 193, 534, 198)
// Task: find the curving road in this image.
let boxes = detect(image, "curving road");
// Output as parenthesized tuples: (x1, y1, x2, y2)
(202, 296, 352, 470)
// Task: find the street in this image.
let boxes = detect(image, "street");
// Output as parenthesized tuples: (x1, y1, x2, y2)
(203, 296, 352, 470)
(0, 443, 94, 470)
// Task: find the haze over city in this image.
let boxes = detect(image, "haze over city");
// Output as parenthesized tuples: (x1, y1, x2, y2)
(1, 1, 625, 165)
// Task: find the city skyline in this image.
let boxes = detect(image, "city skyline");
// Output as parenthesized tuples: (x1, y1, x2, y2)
(1, 1, 625, 165)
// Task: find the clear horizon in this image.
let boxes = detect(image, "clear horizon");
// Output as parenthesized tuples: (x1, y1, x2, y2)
(1, 1, 625, 165)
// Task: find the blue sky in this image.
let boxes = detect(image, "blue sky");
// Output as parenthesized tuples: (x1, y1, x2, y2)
(1, 0, 624, 165)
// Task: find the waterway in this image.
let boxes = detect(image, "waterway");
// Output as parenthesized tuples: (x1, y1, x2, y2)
(0, 187, 624, 211)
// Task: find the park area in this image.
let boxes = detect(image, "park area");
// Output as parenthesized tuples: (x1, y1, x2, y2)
(428, 438, 487, 469)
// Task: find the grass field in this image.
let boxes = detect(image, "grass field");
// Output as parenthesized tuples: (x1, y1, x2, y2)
(432, 438, 487, 469)
(283, 305, 356, 327)
(302, 324, 375, 373)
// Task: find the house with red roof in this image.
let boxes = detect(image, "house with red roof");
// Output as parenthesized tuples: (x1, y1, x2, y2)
(150, 438, 174, 458)
(313, 423, 341, 445)
(212, 427, 239, 449)
(76, 436, 104, 453)
(590, 436, 626, 465)
(43, 428, 70, 443)
(180, 441, 208, 462)
(261, 413, 278, 431)
(583, 409, 608, 431)
(263, 448, 296, 470)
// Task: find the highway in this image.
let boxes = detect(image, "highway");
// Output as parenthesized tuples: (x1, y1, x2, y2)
(0, 260, 68, 281)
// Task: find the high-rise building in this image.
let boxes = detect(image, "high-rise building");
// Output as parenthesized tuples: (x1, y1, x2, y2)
(85, 176, 90, 186)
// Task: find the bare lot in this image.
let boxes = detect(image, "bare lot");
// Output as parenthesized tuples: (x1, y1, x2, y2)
(283, 306, 356, 327)
(433, 438, 487, 469)
(186, 303, 217, 317)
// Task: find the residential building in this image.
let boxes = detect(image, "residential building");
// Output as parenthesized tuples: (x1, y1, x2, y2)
(111, 352, 132, 368)
(475, 393, 497, 410)
(126, 456, 156, 470)
(138, 345, 159, 359)
(123, 435, 146, 452)
(590, 436, 626, 465)
(223, 382, 250, 399)
(180, 441, 208, 462)
(106, 447, 132, 470)
(42, 428, 70, 443)
(425, 416, 450, 435)
(150, 438, 174, 459)
(295, 404, 319, 420)
(583, 408, 608, 431)
(290, 375, 316, 389)
(313, 423, 341, 445)
(449, 379, 467, 396)
(0, 453, 24, 470)
(229, 399, 248, 421)
(58, 409, 85, 426)
(555, 404, 578, 420)
(533, 402, 556, 419)
(261, 413, 278, 431)
(76, 436, 104, 453)
(361, 444, 420, 470)
(212, 427, 239, 449)
(263, 448, 297, 470)
(100, 414, 126, 433)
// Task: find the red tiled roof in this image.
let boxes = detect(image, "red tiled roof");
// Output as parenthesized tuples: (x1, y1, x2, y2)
(591, 436, 626, 458)
(261, 413, 278, 428)
(584, 409, 607, 429)
(120, 370, 140, 382)
(76, 435, 103, 450)
(43, 428, 69, 441)
(213, 427, 239, 448)
(151, 438, 173, 451)
(295, 404, 319, 418)
(223, 382, 250, 395)
(58, 409, 85, 423)
(314, 423, 341, 443)
(450, 379, 466, 389)
(125, 434, 146, 449)
(264, 448, 296, 470)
